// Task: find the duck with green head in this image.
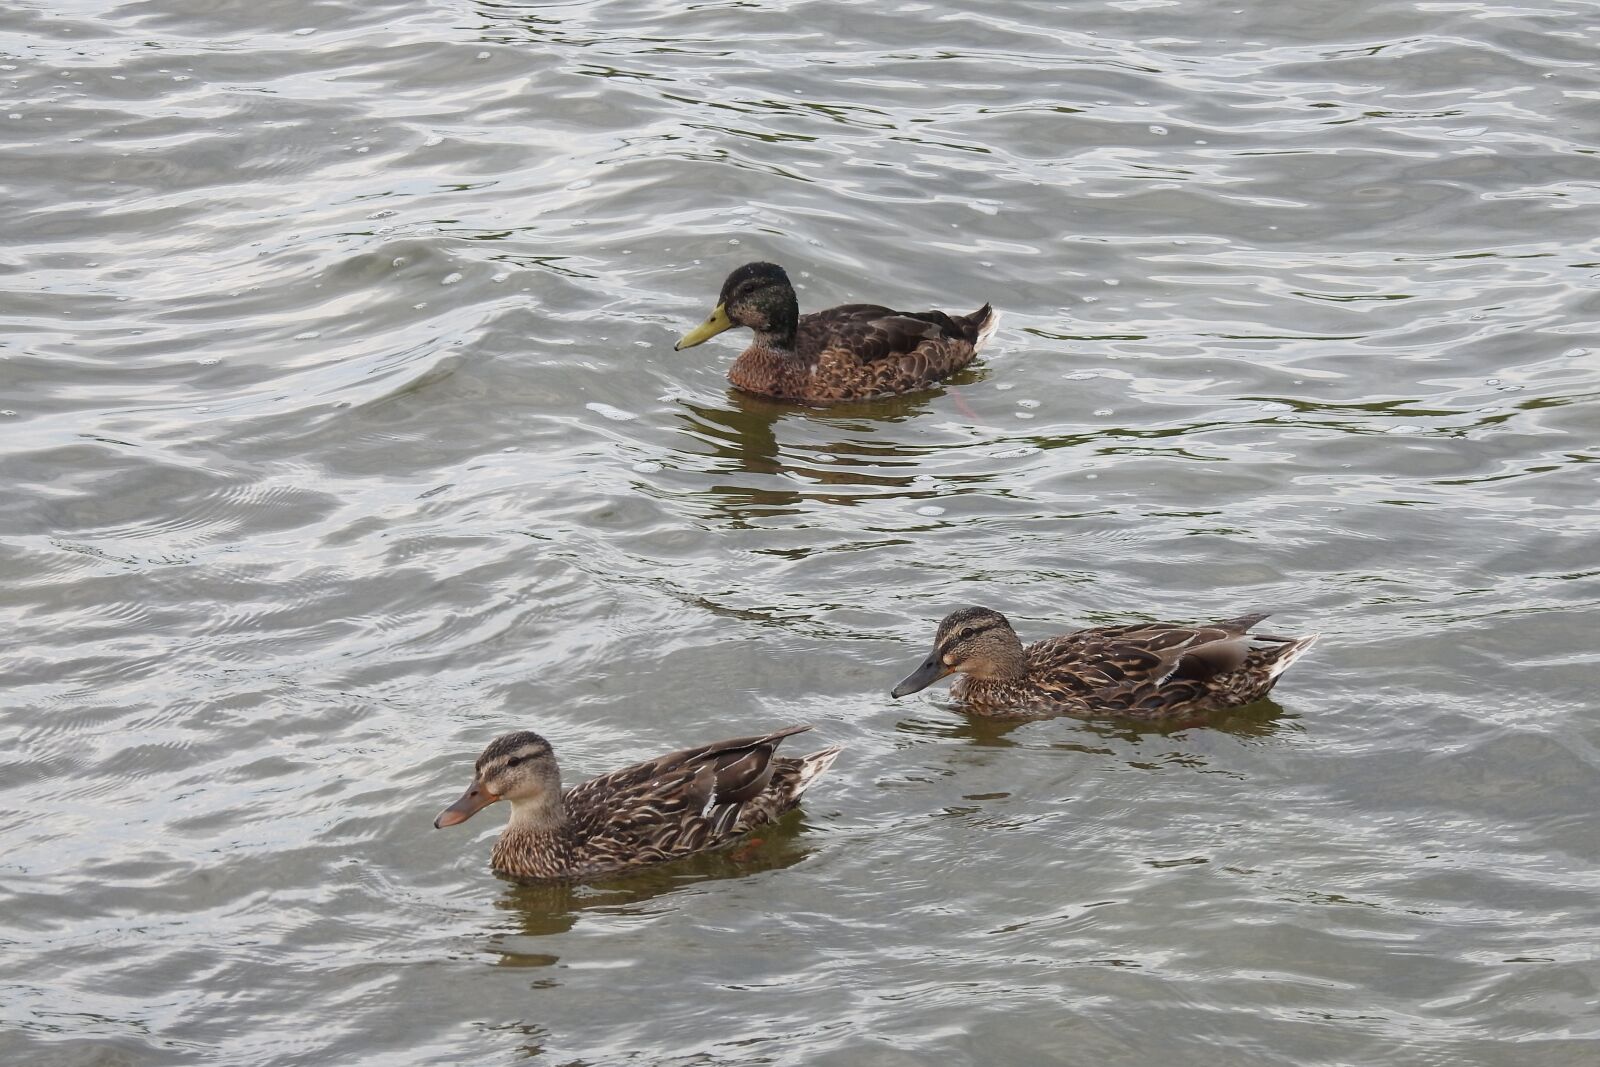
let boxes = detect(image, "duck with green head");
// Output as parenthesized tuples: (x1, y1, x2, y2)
(675, 261, 999, 404)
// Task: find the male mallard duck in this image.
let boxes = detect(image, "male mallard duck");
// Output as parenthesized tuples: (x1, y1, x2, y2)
(674, 261, 999, 404)
(891, 607, 1319, 719)
(434, 724, 842, 882)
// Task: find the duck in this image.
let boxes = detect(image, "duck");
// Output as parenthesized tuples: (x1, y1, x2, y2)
(434, 724, 842, 883)
(891, 606, 1319, 719)
(674, 261, 1000, 404)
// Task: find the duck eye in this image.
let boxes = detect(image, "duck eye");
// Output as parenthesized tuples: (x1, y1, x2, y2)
(505, 756, 523, 769)
(959, 627, 975, 641)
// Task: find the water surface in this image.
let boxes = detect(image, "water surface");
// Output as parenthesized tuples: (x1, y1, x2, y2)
(3, 0, 1599, 1064)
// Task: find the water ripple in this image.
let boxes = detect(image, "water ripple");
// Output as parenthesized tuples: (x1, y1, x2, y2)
(4, 0, 1600, 1063)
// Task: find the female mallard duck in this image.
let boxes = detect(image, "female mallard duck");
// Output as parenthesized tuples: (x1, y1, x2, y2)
(434, 725, 842, 882)
(891, 606, 1319, 719)
(674, 261, 999, 404)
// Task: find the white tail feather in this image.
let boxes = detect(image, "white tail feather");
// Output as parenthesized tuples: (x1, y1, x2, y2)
(973, 307, 1002, 352)
(792, 745, 843, 797)
(1267, 634, 1320, 679)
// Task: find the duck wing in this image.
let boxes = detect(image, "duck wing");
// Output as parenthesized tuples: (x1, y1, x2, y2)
(562, 725, 815, 857)
(1028, 615, 1273, 711)
(799, 304, 991, 364)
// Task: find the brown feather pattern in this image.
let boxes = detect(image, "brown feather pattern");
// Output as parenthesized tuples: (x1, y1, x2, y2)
(729, 302, 995, 404)
(899, 607, 1318, 720)
(479, 725, 841, 883)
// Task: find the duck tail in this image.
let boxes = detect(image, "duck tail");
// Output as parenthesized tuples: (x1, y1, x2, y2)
(1264, 633, 1320, 679)
(790, 745, 843, 798)
(968, 303, 1001, 351)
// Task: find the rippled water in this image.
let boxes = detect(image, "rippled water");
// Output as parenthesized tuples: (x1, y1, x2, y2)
(4, 0, 1599, 1063)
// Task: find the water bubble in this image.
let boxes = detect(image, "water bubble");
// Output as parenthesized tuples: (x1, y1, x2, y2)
(632, 461, 662, 473)
(441, 272, 463, 285)
(491, 272, 509, 283)
(294, 27, 316, 35)
(1017, 398, 1040, 409)
(476, 51, 490, 60)
(1014, 412, 1035, 420)
(915, 505, 945, 516)
(996, 382, 1016, 391)
(1485, 378, 1501, 385)
(1149, 125, 1167, 135)
(293, 330, 321, 341)
(1093, 408, 1113, 417)
(1085, 473, 1098, 480)
(392, 257, 407, 268)
(1389, 424, 1422, 435)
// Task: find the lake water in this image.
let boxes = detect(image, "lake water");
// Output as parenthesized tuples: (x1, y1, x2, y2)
(3, 1, 1598, 1064)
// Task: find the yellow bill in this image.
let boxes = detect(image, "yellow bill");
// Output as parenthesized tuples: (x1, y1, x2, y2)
(675, 303, 733, 350)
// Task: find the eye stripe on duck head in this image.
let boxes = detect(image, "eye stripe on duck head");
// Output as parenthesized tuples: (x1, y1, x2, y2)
(476, 731, 554, 775)
(934, 606, 1012, 650)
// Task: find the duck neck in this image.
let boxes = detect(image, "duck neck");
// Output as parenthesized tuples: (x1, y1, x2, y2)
(971, 635, 1029, 683)
(505, 790, 568, 837)
(751, 285, 800, 353)
(752, 323, 798, 355)
(492, 791, 571, 878)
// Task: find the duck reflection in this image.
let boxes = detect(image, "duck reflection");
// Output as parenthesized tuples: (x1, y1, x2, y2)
(668, 380, 992, 522)
(898, 696, 1297, 754)
(481, 813, 817, 957)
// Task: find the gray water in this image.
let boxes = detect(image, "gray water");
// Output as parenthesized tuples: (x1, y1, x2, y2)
(4, 0, 1599, 1064)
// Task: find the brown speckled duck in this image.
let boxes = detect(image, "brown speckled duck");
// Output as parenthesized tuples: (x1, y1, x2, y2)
(674, 261, 999, 404)
(434, 725, 842, 883)
(891, 607, 1319, 719)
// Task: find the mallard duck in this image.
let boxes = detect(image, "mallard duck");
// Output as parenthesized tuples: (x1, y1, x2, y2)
(433, 724, 842, 883)
(674, 261, 999, 404)
(891, 606, 1319, 719)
